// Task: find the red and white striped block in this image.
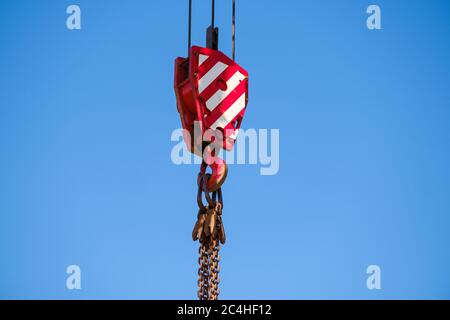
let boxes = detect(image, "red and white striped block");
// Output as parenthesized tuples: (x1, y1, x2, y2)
(190, 46, 249, 150)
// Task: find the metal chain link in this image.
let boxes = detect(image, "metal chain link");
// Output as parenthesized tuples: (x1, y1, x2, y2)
(197, 244, 209, 300)
(194, 173, 225, 300)
(208, 239, 221, 299)
(197, 239, 221, 300)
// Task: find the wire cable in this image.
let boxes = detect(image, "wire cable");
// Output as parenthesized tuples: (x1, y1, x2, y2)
(188, 0, 192, 56)
(232, 0, 236, 61)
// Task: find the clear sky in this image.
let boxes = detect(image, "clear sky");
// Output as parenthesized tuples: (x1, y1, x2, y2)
(1, 0, 450, 299)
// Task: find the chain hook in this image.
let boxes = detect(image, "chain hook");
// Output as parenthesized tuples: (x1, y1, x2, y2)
(200, 157, 227, 193)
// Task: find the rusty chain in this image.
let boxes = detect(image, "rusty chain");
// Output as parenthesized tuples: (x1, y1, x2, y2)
(197, 244, 208, 300)
(208, 239, 221, 299)
(192, 173, 225, 300)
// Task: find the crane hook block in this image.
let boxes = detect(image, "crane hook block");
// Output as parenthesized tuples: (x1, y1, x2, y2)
(174, 46, 249, 191)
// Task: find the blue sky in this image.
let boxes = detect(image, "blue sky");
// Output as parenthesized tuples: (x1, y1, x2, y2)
(0, 0, 449, 299)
